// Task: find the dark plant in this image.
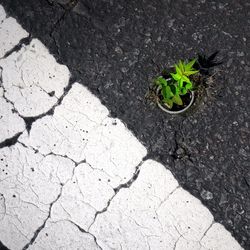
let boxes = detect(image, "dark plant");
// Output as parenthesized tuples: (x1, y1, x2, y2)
(195, 51, 222, 75)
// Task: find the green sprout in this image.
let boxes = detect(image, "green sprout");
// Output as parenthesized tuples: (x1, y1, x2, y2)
(154, 59, 199, 109)
(170, 59, 199, 94)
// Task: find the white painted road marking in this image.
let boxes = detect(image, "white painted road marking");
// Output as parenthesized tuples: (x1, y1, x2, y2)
(0, 38, 70, 117)
(0, 5, 28, 58)
(0, 5, 243, 250)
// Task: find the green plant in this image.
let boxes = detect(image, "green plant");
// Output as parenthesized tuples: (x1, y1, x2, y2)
(154, 59, 199, 109)
(170, 59, 199, 94)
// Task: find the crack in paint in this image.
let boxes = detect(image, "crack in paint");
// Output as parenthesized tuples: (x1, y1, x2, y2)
(0, 66, 3, 85)
(68, 220, 103, 250)
(156, 185, 180, 211)
(173, 234, 182, 250)
(88, 156, 148, 231)
(0, 34, 32, 59)
(0, 140, 88, 249)
(0, 64, 76, 135)
(18, 141, 86, 169)
(21, 185, 64, 250)
(199, 220, 215, 243)
(21, 76, 76, 133)
(0, 132, 23, 148)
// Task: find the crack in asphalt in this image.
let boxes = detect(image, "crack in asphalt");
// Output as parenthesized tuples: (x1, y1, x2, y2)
(171, 132, 194, 163)
(48, 0, 80, 58)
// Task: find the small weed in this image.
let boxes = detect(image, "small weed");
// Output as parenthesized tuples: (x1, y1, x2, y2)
(154, 59, 199, 109)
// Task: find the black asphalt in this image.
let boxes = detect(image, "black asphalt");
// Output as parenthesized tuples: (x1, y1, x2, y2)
(1, 0, 249, 248)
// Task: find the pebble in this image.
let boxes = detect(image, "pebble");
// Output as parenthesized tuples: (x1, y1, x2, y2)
(201, 189, 213, 200)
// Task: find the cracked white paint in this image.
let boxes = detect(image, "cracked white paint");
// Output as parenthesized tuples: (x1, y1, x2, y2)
(0, 5, 6, 23)
(88, 160, 181, 250)
(19, 83, 109, 162)
(156, 187, 213, 242)
(0, 4, 243, 250)
(0, 38, 70, 117)
(0, 96, 25, 142)
(0, 144, 75, 250)
(19, 83, 146, 186)
(51, 162, 115, 230)
(28, 220, 100, 250)
(200, 223, 242, 250)
(84, 117, 146, 186)
(0, 6, 28, 58)
(174, 237, 204, 250)
(89, 160, 213, 250)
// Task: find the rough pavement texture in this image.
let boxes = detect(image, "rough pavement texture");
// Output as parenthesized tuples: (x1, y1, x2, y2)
(0, 0, 249, 249)
(0, 14, 242, 250)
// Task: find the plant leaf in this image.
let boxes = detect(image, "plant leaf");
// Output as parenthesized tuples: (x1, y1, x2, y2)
(178, 78, 184, 88)
(180, 87, 187, 95)
(162, 85, 173, 99)
(175, 85, 180, 94)
(170, 73, 181, 81)
(185, 81, 192, 90)
(154, 76, 168, 86)
(185, 59, 196, 71)
(184, 70, 199, 76)
(178, 60, 184, 73)
(164, 98, 173, 109)
(182, 75, 191, 84)
(170, 85, 177, 95)
(172, 94, 183, 106)
(175, 64, 182, 76)
(159, 77, 168, 86)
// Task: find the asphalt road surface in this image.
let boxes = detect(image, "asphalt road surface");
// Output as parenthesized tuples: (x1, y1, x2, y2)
(0, 1, 249, 249)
